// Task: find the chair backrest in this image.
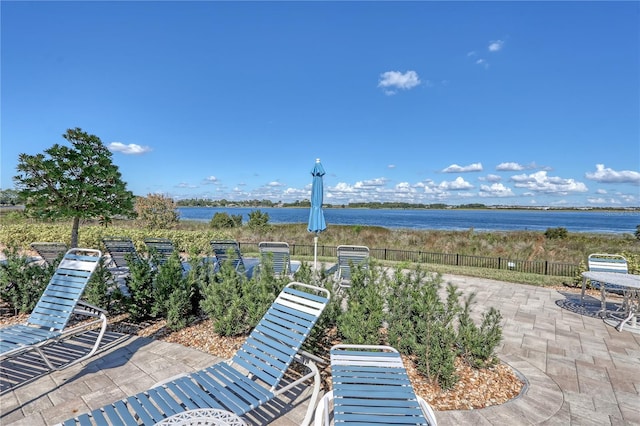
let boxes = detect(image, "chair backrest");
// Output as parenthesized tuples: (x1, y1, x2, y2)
(144, 238, 175, 265)
(588, 253, 628, 274)
(102, 236, 138, 268)
(329, 344, 435, 426)
(258, 241, 291, 276)
(211, 239, 245, 271)
(231, 282, 330, 390)
(30, 242, 68, 266)
(27, 248, 102, 332)
(337, 245, 370, 280)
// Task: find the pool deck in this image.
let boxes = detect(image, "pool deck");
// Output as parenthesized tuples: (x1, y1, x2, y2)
(1, 273, 639, 425)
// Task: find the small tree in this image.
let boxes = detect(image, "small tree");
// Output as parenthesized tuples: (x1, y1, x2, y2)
(135, 194, 179, 230)
(210, 212, 238, 229)
(247, 209, 269, 230)
(13, 128, 135, 247)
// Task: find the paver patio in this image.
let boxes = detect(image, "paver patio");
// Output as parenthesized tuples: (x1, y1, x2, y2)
(1, 274, 639, 425)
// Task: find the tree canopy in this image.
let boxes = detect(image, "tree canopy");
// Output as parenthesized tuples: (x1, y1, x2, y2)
(13, 127, 135, 247)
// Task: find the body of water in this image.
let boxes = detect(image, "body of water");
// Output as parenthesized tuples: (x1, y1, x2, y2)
(177, 207, 639, 234)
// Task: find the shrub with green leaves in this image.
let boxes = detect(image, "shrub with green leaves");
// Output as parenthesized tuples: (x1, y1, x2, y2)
(457, 293, 503, 368)
(125, 254, 156, 321)
(0, 247, 53, 314)
(544, 227, 568, 239)
(210, 212, 240, 229)
(247, 209, 270, 231)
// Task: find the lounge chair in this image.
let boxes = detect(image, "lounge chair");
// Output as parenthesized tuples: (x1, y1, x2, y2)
(335, 245, 370, 288)
(61, 281, 330, 426)
(314, 344, 438, 426)
(211, 239, 246, 272)
(144, 237, 176, 266)
(102, 236, 140, 270)
(0, 248, 106, 371)
(258, 241, 296, 277)
(30, 242, 68, 267)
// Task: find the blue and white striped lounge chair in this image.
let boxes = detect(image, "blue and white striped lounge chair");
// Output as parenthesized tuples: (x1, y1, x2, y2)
(61, 281, 331, 426)
(211, 239, 246, 273)
(335, 245, 370, 288)
(315, 344, 437, 426)
(0, 248, 106, 371)
(258, 241, 296, 278)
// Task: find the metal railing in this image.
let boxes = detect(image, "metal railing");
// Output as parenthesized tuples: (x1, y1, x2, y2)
(238, 242, 579, 277)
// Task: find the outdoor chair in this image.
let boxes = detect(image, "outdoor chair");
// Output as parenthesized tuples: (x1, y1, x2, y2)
(61, 281, 331, 426)
(30, 242, 68, 267)
(581, 253, 629, 303)
(335, 245, 370, 288)
(211, 239, 246, 273)
(258, 241, 297, 278)
(144, 237, 176, 266)
(314, 344, 438, 426)
(102, 236, 140, 270)
(0, 248, 106, 371)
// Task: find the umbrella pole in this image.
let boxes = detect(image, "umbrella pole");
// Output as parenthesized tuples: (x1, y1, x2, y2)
(313, 235, 318, 270)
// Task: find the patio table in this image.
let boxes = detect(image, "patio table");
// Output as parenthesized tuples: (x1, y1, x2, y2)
(153, 409, 247, 426)
(581, 271, 640, 332)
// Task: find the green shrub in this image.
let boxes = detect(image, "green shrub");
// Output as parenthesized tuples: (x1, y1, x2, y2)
(210, 212, 240, 229)
(544, 227, 568, 239)
(125, 255, 156, 321)
(457, 293, 503, 368)
(200, 261, 249, 336)
(0, 247, 53, 314)
(247, 209, 269, 230)
(84, 257, 112, 310)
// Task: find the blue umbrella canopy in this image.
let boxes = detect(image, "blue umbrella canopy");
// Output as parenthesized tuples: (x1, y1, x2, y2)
(308, 158, 326, 270)
(308, 158, 327, 234)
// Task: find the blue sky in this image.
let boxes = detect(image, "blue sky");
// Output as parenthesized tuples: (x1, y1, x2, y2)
(2, 1, 639, 207)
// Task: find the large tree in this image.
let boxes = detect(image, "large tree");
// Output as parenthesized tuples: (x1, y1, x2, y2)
(14, 128, 135, 247)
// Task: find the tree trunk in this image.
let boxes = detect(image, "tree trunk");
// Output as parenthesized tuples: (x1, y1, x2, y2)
(71, 216, 80, 248)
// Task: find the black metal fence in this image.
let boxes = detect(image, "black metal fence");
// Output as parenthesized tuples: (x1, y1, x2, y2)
(238, 242, 579, 278)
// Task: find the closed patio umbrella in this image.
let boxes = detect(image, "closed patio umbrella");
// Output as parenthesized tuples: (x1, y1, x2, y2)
(308, 158, 327, 270)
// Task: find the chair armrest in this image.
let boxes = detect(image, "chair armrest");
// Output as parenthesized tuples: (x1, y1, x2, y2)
(74, 301, 107, 318)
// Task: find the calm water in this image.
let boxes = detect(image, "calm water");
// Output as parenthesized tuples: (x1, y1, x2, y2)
(177, 207, 639, 234)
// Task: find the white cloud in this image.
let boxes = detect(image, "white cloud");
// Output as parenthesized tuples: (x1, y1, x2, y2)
(267, 181, 283, 187)
(488, 40, 505, 52)
(204, 176, 218, 184)
(475, 58, 489, 69)
(176, 182, 197, 189)
(585, 164, 640, 185)
(483, 174, 502, 183)
(355, 178, 388, 188)
(496, 162, 525, 171)
(510, 171, 588, 194)
(479, 183, 515, 197)
(388, 164, 396, 169)
(378, 70, 421, 95)
(442, 163, 483, 173)
(439, 177, 474, 191)
(108, 142, 152, 155)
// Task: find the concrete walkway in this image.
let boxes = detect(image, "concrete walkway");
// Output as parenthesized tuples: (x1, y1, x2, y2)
(1, 274, 639, 425)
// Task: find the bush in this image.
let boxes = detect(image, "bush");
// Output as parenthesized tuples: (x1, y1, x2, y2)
(135, 194, 179, 230)
(0, 247, 53, 314)
(544, 227, 568, 239)
(247, 209, 269, 230)
(210, 212, 241, 229)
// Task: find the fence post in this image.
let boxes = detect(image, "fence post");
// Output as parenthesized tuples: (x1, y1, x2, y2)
(545, 260, 548, 275)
